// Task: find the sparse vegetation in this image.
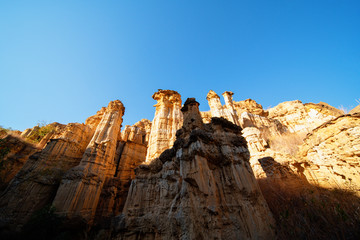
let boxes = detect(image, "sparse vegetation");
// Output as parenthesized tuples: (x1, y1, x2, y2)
(338, 105, 349, 114)
(0, 125, 13, 132)
(262, 131, 307, 156)
(259, 178, 360, 240)
(25, 122, 55, 144)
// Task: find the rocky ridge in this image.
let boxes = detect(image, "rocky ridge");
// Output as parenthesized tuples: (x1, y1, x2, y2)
(0, 89, 359, 239)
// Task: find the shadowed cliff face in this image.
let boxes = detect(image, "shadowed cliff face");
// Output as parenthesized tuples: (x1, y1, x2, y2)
(0, 123, 94, 229)
(52, 100, 125, 223)
(113, 98, 275, 240)
(0, 135, 39, 191)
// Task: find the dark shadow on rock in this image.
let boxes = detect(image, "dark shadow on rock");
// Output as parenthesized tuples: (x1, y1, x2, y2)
(257, 157, 360, 240)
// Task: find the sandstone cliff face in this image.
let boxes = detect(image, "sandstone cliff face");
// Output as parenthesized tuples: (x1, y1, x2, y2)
(1, 89, 359, 239)
(114, 98, 275, 240)
(299, 114, 360, 194)
(0, 123, 94, 228)
(268, 100, 342, 134)
(95, 119, 151, 221)
(20, 122, 67, 148)
(0, 134, 39, 191)
(145, 90, 183, 163)
(86, 107, 107, 130)
(53, 100, 125, 223)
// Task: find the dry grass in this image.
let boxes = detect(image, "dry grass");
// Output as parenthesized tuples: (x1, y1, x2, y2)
(262, 131, 307, 156)
(338, 105, 349, 114)
(258, 178, 360, 240)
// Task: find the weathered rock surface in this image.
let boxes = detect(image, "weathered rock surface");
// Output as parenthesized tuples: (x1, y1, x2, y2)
(145, 90, 183, 163)
(86, 107, 107, 130)
(114, 98, 275, 240)
(268, 100, 341, 134)
(20, 122, 66, 148)
(349, 104, 360, 114)
(95, 119, 151, 222)
(53, 100, 125, 223)
(1, 89, 358, 239)
(0, 123, 94, 228)
(0, 134, 39, 191)
(299, 114, 360, 194)
(20, 126, 40, 139)
(233, 98, 268, 117)
(204, 90, 269, 125)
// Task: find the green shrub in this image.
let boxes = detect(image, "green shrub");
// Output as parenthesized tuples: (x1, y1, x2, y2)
(26, 122, 55, 143)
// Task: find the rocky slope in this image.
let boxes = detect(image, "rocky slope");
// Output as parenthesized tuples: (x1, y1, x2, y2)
(0, 89, 359, 239)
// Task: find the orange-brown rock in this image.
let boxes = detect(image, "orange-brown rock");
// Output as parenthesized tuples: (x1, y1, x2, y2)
(200, 110, 212, 123)
(145, 90, 183, 163)
(114, 98, 275, 240)
(204, 90, 268, 124)
(0, 134, 39, 191)
(37, 122, 67, 148)
(85, 106, 107, 130)
(20, 126, 40, 139)
(206, 90, 225, 118)
(19, 122, 67, 149)
(121, 119, 151, 144)
(53, 100, 125, 223)
(95, 119, 151, 221)
(0, 123, 94, 228)
(233, 98, 268, 117)
(222, 91, 240, 125)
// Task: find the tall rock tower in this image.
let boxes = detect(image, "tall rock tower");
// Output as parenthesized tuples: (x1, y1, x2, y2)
(222, 91, 240, 125)
(145, 89, 183, 163)
(53, 100, 125, 223)
(206, 90, 225, 118)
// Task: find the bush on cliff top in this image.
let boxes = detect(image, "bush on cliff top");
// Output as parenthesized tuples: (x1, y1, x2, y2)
(25, 122, 55, 144)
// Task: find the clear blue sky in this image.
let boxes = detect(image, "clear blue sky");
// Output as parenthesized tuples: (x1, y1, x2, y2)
(1, 0, 359, 131)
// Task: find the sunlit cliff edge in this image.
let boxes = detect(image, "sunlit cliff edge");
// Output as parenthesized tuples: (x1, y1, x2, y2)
(0, 89, 359, 239)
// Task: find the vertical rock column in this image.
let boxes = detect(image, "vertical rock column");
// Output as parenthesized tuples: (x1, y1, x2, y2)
(222, 91, 240, 125)
(94, 119, 152, 220)
(145, 90, 182, 163)
(206, 90, 224, 118)
(53, 100, 125, 223)
(0, 123, 94, 228)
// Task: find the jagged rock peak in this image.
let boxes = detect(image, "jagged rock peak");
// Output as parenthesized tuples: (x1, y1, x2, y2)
(181, 97, 200, 112)
(85, 100, 125, 131)
(222, 90, 234, 96)
(152, 89, 182, 107)
(106, 99, 125, 113)
(206, 89, 220, 100)
(181, 98, 204, 133)
(222, 91, 234, 105)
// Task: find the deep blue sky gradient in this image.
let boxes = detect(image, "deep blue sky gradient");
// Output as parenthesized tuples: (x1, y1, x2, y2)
(1, 0, 359, 130)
